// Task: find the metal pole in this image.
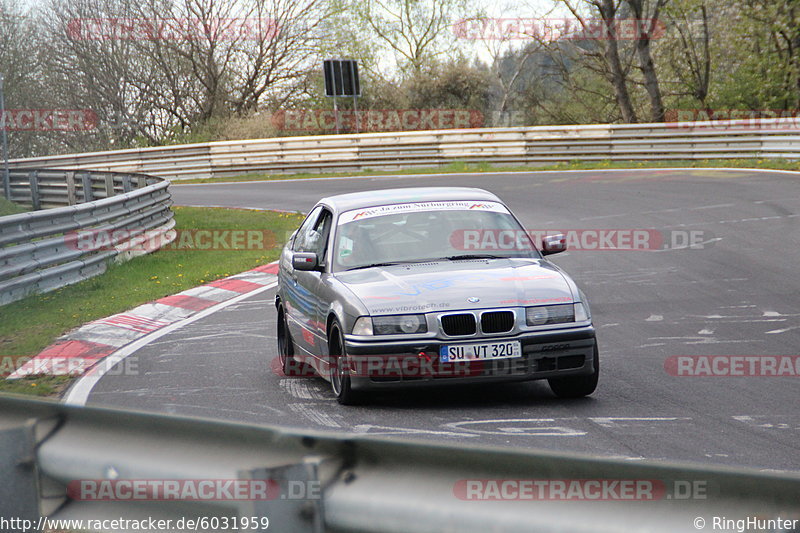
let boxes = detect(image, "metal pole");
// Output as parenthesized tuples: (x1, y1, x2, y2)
(0, 74, 10, 201)
(351, 63, 359, 134)
(353, 95, 359, 134)
(333, 94, 340, 134)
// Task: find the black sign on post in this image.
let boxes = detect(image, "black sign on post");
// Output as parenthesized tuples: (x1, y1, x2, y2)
(323, 59, 360, 97)
(323, 59, 360, 134)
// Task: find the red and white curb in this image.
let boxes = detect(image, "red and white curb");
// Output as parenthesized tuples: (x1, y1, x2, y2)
(8, 262, 279, 399)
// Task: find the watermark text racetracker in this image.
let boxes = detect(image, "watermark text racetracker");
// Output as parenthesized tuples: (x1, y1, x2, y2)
(666, 109, 800, 129)
(278, 349, 585, 379)
(66, 228, 280, 253)
(454, 478, 708, 501)
(450, 228, 716, 252)
(67, 17, 278, 41)
(68, 478, 320, 501)
(0, 109, 97, 131)
(453, 18, 666, 41)
(665, 356, 800, 377)
(270, 109, 484, 132)
(2, 355, 139, 378)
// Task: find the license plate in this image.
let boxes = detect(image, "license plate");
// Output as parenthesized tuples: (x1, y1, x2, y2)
(439, 341, 521, 363)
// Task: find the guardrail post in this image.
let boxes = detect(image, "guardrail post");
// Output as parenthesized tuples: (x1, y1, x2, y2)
(28, 170, 40, 211)
(247, 458, 325, 533)
(122, 174, 133, 193)
(136, 175, 146, 188)
(104, 174, 114, 198)
(81, 172, 93, 203)
(0, 418, 40, 524)
(66, 171, 76, 205)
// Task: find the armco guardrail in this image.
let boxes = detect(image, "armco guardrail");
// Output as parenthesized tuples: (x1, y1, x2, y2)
(0, 169, 174, 305)
(1, 395, 799, 532)
(6, 118, 800, 180)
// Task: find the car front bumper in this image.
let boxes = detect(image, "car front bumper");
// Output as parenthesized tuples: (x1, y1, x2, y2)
(343, 325, 596, 390)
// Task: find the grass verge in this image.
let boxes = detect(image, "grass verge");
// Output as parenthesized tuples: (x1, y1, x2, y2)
(174, 158, 800, 185)
(0, 197, 28, 216)
(0, 206, 305, 396)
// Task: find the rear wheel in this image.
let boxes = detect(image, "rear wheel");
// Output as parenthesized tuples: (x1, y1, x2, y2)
(548, 340, 599, 398)
(328, 321, 361, 405)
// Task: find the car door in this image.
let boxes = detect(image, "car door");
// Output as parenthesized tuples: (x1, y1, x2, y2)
(283, 206, 322, 355)
(289, 207, 334, 360)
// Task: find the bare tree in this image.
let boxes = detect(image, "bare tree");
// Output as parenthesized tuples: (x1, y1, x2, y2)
(627, 0, 669, 121)
(459, 1, 556, 125)
(38, 0, 171, 145)
(0, 0, 57, 157)
(559, 0, 639, 122)
(0, 0, 34, 103)
(229, 0, 332, 115)
(659, 0, 712, 107)
(37, 0, 334, 146)
(343, 0, 477, 76)
(138, 0, 332, 122)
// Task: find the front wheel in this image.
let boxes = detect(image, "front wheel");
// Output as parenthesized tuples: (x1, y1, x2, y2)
(328, 321, 361, 405)
(548, 340, 599, 398)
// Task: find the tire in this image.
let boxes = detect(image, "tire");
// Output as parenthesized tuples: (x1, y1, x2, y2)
(328, 321, 361, 405)
(548, 340, 599, 398)
(277, 305, 310, 376)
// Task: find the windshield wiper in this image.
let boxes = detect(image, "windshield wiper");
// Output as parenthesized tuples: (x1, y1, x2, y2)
(345, 255, 507, 271)
(345, 261, 409, 271)
(345, 258, 448, 271)
(443, 254, 506, 260)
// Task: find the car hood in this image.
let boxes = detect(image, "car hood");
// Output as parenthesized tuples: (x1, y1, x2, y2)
(334, 259, 575, 315)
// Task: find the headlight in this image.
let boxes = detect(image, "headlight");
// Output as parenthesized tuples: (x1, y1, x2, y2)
(372, 314, 427, 335)
(526, 304, 574, 326)
(352, 316, 373, 335)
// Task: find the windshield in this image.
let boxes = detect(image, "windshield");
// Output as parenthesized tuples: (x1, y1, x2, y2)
(333, 201, 539, 271)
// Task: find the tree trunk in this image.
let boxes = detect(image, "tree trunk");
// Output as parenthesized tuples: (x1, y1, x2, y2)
(599, 0, 638, 122)
(627, 0, 667, 122)
(635, 33, 665, 121)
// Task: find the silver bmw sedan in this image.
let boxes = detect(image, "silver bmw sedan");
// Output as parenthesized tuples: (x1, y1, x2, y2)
(276, 187, 598, 404)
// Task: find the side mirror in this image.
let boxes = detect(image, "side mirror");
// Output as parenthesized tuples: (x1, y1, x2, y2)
(292, 252, 319, 271)
(541, 234, 567, 256)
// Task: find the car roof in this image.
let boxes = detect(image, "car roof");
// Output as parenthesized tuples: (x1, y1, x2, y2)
(319, 187, 502, 213)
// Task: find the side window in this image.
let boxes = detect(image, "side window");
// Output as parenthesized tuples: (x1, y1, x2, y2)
(292, 206, 323, 252)
(312, 210, 333, 264)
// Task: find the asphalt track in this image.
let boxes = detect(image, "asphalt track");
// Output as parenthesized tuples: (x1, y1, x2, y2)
(83, 169, 800, 472)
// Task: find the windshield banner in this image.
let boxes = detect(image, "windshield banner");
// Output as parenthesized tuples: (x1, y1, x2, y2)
(338, 201, 510, 224)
